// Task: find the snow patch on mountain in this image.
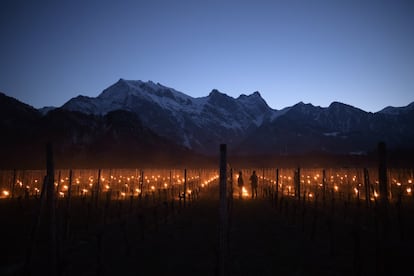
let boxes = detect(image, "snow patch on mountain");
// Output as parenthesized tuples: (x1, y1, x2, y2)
(61, 79, 274, 152)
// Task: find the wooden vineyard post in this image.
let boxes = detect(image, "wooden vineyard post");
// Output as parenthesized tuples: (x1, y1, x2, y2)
(378, 142, 388, 206)
(376, 142, 390, 275)
(46, 142, 57, 276)
(11, 168, 16, 199)
(140, 170, 144, 201)
(229, 168, 233, 209)
(95, 169, 101, 208)
(322, 169, 326, 207)
(275, 168, 279, 207)
(364, 168, 370, 208)
(56, 170, 61, 202)
(219, 144, 228, 276)
(183, 169, 187, 208)
(169, 170, 172, 198)
(262, 168, 265, 198)
(295, 167, 301, 202)
(64, 169, 73, 240)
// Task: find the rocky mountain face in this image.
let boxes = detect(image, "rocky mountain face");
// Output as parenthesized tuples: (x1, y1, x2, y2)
(61, 79, 414, 155)
(1, 79, 414, 168)
(62, 79, 275, 153)
(237, 101, 414, 155)
(0, 92, 204, 169)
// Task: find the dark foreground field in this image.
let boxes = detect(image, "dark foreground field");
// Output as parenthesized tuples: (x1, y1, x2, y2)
(1, 184, 414, 276)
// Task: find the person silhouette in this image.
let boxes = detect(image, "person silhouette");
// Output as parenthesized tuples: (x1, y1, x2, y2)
(250, 171, 258, 199)
(237, 171, 244, 199)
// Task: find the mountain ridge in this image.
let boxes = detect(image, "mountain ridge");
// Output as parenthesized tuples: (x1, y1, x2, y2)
(1, 81, 414, 164)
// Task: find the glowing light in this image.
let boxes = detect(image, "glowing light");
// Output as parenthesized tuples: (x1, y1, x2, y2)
(63, 185, 68, 190)
(187, 189, 192, 195)
(135, 188, 141, 194)
(409, 180, 412, 184)
(151, 186, 155, 191)
(407, 187, 412, 194)
(374, 191, 379, 198)
(82, 189, 88, 193)
(105, 185, 110, 189)
(164, 183, 168, 188)
(242, 186, 249, 197)
(2, 190, 10, 197)
(396, 182, 401, 186)
(121, 192, 126, 197)
(334, 185, 339, 192)
(354, 188, 358, 195)
(308, 193, 313, 198)
(59, 192, 65, 198)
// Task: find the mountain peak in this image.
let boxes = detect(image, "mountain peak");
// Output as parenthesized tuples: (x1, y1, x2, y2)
(329, 101, 353, 108)
(252, 91, 261, 97)
(379, 101, 414, 115)
(209, 89, 225, 96)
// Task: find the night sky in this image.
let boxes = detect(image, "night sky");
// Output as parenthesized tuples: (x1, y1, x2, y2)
(0, 0, 413, 112)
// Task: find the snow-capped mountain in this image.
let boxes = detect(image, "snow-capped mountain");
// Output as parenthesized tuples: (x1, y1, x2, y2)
(237, 101, 414, 155)
(60, 79, 414, 155)
(0, 92, 203, 169)
(62, 79, 274, 152)
(2, 81, 414, 168)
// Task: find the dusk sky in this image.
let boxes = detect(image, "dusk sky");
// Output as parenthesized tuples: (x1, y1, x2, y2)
(0, 0, 413, 112)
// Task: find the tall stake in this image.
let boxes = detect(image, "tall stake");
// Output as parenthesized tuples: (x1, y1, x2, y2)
(322, 169, 326, 207)
(295, 167, 301, 201)
(11, 169, 16, 199)
(219, 144, 228, 276)
(140, 170, 144, 200)
(275, 168, 279, 206)
(364, 168, 370, 208)
(46, 142, 57, 276)
(378, 142, 388, 205)
(64, 169, 73, 240)
(95, 169, 101, 208)
(184, 169, 187, 207)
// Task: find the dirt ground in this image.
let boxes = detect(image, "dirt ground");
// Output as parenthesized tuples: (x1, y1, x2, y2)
(1, 186, 414, 275)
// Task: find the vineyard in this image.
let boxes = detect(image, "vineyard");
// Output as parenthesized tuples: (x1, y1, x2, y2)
(0, 146, 414, 275)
